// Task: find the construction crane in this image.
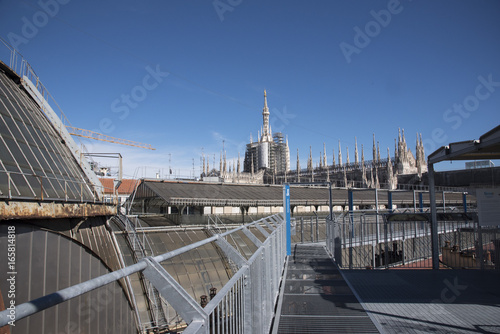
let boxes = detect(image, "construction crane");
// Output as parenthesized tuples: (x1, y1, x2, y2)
(66, 126, 155, 150)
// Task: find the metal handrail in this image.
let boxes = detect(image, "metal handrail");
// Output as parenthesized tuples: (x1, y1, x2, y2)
(0, 214, 287, 333)
(0, 169, 105, 203)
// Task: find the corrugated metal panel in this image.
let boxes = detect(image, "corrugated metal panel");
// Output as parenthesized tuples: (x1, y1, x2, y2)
(0, 223, 136, 334)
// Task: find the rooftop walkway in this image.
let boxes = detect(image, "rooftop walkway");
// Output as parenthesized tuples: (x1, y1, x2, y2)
(274, 243, 500, 334)
(273, 243, 380, 333)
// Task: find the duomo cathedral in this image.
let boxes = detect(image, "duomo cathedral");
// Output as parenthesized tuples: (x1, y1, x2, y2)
(202, 91, 427, 189)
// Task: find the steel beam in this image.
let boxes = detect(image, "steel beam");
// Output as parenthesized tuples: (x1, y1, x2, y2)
(142, 258, 206, 326)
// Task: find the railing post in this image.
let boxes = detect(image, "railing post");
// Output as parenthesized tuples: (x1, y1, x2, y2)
(301, 217, 304, 243)
(384, 218, 389, 268)
(7, 172, 11, 199)
(462, 192, 467, 213)
(310, 217, 313, 242)
(442, 191, 446, 212)
(402, 222, 405, 266)
(375, 189, 381, 266)
(283, 184, 291, 256)
(348, 189, 354, 269)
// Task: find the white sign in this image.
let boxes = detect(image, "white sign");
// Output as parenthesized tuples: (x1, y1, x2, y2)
(476, 188, 500, 227)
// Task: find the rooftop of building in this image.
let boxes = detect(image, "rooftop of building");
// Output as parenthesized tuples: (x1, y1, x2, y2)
(99, 178, 139, 195)
(130, 179, 469, 208)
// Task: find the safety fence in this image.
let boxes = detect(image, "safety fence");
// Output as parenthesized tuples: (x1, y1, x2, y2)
(0, 214, 287, 334)
(326, 211, 500, 270)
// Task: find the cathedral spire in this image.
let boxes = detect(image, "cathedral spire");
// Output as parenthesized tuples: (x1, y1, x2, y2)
(296, 148, 301, 182)
(219, 151, 223, 174)
(354, 137, 359, 166)
(346, 146, 350, 165)
(387, 147, 395, 189)
(395, 138, 398, 161)
(323, 143, 327, 168)
(361, 144, 365, 166)
(307, 146, 313, 171)
(223, 150, 227, 173)
(261, 90, 271, 142)
(377, 141, 381, 162)
(372, 134, 376, 162)
(202, 154, 206, 175)
(338, 140, 342, 167)
(237, 152, 241, 174)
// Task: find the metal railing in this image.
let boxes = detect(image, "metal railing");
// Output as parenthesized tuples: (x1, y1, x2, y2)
(0, 169, 103, 203)
(0, 214, 287, 334)
(118, 214, 169, 332)
(326, 210, 499, 270)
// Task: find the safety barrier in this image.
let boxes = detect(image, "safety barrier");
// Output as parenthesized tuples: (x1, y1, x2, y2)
(326, 210, 499, 270)
(0, 214, 287, 333)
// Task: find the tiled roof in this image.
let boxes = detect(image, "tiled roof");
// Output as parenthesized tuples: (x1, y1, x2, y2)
(99, 178, 139, 195)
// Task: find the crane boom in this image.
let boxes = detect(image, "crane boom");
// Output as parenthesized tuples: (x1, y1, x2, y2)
(66, 126, 155, 150)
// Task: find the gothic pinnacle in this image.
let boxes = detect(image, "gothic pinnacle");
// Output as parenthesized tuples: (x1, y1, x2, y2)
(354, 137, 359, 166)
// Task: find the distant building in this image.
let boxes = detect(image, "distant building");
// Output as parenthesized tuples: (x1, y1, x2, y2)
(99, 178, 139, 206)
(243, 90, 291, 174)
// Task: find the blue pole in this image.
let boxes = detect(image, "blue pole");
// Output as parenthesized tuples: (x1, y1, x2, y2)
(348, 189, 354, 213)
(462, 192, 467, 213)
(284, 184, 291, 256)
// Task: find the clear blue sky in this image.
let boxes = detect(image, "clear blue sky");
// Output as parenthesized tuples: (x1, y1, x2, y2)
(1, 0, 499, 178)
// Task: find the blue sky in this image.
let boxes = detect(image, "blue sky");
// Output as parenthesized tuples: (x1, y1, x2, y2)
(1, 0, 499, 178)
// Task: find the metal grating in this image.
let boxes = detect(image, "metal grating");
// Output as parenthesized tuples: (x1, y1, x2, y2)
(276, 244, 379, 333)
